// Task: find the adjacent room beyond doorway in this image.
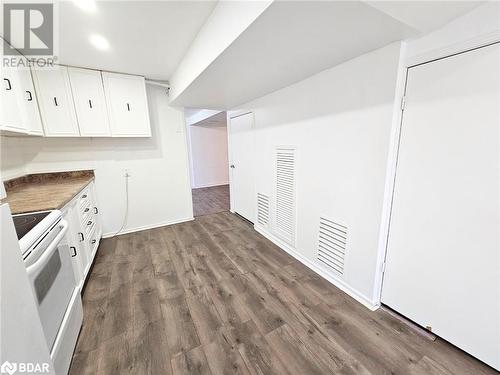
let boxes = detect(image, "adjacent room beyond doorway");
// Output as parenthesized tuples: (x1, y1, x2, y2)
(186, 109, 230, 217)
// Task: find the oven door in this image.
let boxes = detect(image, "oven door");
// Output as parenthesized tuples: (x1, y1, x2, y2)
(25, 219, 76, 352)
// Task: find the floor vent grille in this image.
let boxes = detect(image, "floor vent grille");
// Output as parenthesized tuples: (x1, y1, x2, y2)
(257, 193, 270, 227)
(317, 217, 347, 275)
(275, 147, 296, 245)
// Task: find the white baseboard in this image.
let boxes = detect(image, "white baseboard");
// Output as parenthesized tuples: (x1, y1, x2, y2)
(254, 225, 379, 311)
(192, 182, 229, 189)
(102, 217, 194, 238)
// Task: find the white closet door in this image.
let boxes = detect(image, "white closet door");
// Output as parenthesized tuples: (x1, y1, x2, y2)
(102, 72, 151, 137)
(33, 66, 80, 136)
(229, 112, 255, 222)
(382, 43, 500, 370)
(68, 67, 110, 137)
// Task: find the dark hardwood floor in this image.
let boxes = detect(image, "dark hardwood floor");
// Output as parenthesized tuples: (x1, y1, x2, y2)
(192, 185, 230, 217)
(69, 212, 496, 375)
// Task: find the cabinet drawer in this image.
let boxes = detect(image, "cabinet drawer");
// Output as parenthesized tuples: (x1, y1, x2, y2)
(78, 188, 91, 212)
(88, 226, 100, 257)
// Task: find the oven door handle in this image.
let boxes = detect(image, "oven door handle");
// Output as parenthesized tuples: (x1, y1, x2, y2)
(26, 220, 69, 275)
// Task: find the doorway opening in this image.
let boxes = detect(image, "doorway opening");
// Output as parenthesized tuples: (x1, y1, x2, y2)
(185, 109, 230, 217)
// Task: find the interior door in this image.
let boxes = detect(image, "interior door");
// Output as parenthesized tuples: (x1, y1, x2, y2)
(229, 112, 255, 223)
(33, 66, 80, 136)
(382, 43, 500, 370)
(68, 67, 111, 136)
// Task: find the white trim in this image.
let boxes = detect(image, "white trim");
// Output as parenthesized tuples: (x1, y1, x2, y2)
(254, 225, 378, 311)
(405, 31, 500, 68)
(372, 42, 408, 306)
(192, 182, 229, 189)
(102, 216, 194, 238)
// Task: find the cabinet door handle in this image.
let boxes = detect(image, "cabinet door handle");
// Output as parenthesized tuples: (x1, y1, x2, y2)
(91, 239, 97, 244)
(89, 99, 93, 109)
(53, 97, 58, 106)
(78, 232, 84, 242)
(84, 207, 90, 212)
(4, 78, 12, 90)
(26, 90, 33, 101)
(70, 246, 77, 257)
(126, 103, 131, 111)
(94, 207, 99, 214)
(87, 220, 93, 226)
(82, 194, 87, 199)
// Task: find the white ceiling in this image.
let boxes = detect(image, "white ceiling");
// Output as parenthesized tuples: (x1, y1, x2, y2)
(190, 111, 227, 128)
(58, 1, 217, 80)
(365, 1, 483, 34)
(171, 1, 483, 108)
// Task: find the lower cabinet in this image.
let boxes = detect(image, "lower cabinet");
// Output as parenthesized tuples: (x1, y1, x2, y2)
(62, 181, 102, 290)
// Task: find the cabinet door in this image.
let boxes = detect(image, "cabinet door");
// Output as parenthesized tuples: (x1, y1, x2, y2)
(68, 67, 111, 136)
(16, 61, 44, 136)
(0, 65, 25, 133)
(33, 66, 80, 136)
(63, 202, 88, 290)
(102, 72, 151, 137)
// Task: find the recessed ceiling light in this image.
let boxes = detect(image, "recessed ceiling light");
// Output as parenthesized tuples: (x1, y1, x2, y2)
(89, 34, 109, 51)
(72, 0, 96, 12)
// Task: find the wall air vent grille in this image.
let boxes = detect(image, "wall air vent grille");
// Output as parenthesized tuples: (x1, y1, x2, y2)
(317, 217, 347, 275)
(257, 193, 270, 227)
(275, 147, 296, 245)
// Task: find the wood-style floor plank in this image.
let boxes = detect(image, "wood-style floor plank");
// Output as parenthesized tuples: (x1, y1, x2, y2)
(70, 211, 497, 375)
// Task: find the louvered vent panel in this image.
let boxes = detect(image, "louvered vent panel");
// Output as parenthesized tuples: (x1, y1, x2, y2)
(275, 147, 296, 244)
(317, 217, 347, 275)
(257, 193, 269, 227)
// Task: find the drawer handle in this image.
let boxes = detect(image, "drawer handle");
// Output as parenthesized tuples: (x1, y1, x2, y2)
(82, 194, 87, 199)
(78, 232, 84, 242)
(87, 220, 92, 226)
(26, 90, 33, 101)
(4, 78, 12, 90)
(94, 207, 99, 214)
(84, 207, 90, 212)
(91, 239, 97, 244)
(70, 246, 77, 257)
(53, 97, 58, 106)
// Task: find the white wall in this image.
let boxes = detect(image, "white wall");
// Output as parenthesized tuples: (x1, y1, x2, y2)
(230, 42, 402, 308)
(0, 136, 29, 180)
(1, 85, 193, 235)
(188, 122, 229, 188)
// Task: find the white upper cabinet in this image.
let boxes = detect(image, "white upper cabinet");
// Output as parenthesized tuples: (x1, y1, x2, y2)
(0, 64, 24, 133)
(32, 66, 80, 137)
(68, 67, 111, 137)
(16, 58, 43, 136)
(102, 72, 151, 137)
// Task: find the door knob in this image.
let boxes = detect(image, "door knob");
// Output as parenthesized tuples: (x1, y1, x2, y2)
(230, 165, 235, 169)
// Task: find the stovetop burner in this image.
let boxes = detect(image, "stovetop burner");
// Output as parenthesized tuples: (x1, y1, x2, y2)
(13, 211, 51, 240)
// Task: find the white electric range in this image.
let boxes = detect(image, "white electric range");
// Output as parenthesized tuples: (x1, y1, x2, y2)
(13, 210, 83, 375)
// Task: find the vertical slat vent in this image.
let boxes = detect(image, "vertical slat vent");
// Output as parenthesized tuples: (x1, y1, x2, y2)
(275, 147, 296, 244)
(257, 193, 269, 227)
(317, 217, 347, 275)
